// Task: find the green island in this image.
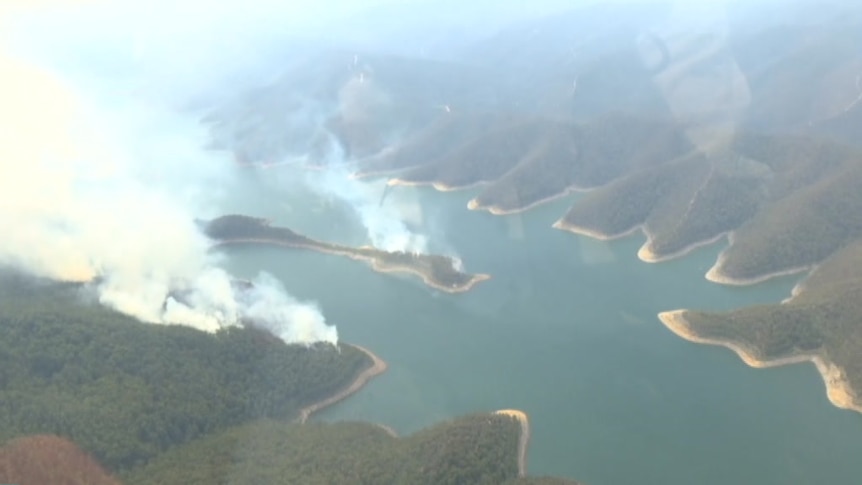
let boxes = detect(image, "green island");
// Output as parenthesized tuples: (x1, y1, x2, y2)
(658, 238, 862, 413)
(201, 214, 491, 293)
(0, 273, 580, 485)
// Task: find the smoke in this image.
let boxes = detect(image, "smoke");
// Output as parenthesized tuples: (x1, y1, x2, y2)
(307, 132, 429, 254)
(0, 6, 337, 345)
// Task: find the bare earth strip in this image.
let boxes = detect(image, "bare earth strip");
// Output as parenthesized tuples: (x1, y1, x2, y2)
(297, 344, 388, 424)
(658, 310, 862, 413)
(495, 409, 530, 477)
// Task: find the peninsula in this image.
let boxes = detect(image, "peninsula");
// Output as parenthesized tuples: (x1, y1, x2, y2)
(201, 214, 490, 293)
(657, 239, 862, 414)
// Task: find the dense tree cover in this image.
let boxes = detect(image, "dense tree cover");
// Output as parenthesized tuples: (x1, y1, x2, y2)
(717, 158, 862, 280)
(732, 133, 856, 199)
(560, 154, 705, 238)
(202, 214, 314, 246)
(646, 153, 768, 257)
(124, 414, 529, 485)
(470, 124, 580, 212)
(0, 274, 370, 472)
(358, 111, 523, 177)
(556, 128, 862, 278)
(683, 239, 862, 403)
(469, 113, 691, 213)
(568, 113, 691, 188)
(0, 435, 122, 485)
(396, 118, 569, 189)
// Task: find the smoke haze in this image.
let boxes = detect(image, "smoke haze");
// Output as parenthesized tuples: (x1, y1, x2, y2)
(0, 4, 339, 344)
(0, 0, 581, 340)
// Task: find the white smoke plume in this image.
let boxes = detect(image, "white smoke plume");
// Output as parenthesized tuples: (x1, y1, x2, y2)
(0, 4, 337, 345)
(307, 133, 429, 254)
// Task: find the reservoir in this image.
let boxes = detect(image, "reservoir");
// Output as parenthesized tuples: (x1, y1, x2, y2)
(219, 166, 862, 485)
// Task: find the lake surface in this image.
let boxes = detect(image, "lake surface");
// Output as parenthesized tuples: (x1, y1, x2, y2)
(219, 167, 862, 485)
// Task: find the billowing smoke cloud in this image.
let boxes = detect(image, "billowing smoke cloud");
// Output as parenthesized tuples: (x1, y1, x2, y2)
(0, 6, 337, 344)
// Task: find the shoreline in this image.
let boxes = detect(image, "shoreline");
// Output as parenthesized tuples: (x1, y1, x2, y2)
(551, 219, 643, 241)
(386, 176, 486, 193)
(468, 186, 586, 216)
(553, 220, 730, 264)
(297, 344, 387, 424)
(494, 409, 530, 477)
(704, 233, 814, 286)
(637, 230, 730, 264)
(706, 253, 812, 287)
(368, 259, 492, 293)
(555, 218, 813, 285)
(658, 310, 862, 413)
(211, 238, 489, 294)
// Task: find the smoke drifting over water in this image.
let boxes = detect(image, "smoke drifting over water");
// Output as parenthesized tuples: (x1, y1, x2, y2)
(307, 132, 429, 254)
(0, 5, 338, 345)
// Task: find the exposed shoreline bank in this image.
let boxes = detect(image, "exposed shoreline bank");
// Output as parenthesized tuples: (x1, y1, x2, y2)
(553, 220, 730, 265)
(368, 259, 492, 293)
(212, 238, 489, 294)
(637, 230, 729, 264)
(386, 177, 485, 193)
(658, 310, 861, 413)
(494, 409, 530, 477)
(297, 344, 388, 424)
(554, 220, 814, 286)
(467, 185, 585, 216)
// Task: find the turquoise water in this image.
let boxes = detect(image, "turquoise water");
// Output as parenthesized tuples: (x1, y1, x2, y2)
(220, 169, 862, 485)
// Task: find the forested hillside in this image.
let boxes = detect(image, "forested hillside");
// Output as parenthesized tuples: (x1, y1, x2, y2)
(203, 1, 862, 289)
(0, 273, 370, 471)
(673, 239, 862, 411)
(125, 415, 535, 485)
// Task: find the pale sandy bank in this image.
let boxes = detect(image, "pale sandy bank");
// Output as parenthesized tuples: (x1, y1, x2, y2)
(704, 233, 813, 285)
(495, 409, 530, 477)
(658, 310, 861, 413)
(297, 344, 387, 424)
(553, 218, 730, 265)
(467, 187, 582, 216)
